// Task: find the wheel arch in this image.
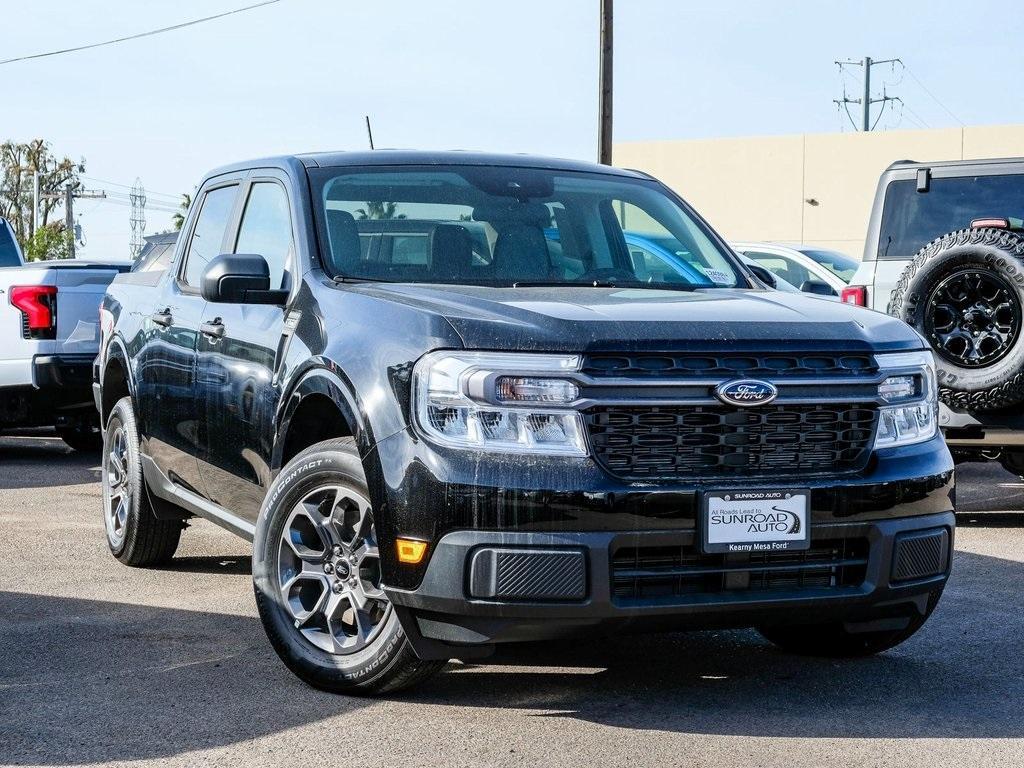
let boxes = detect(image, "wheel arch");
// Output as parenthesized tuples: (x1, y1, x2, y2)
(100, 337, 135, 424)
(273, 366, 373, 474)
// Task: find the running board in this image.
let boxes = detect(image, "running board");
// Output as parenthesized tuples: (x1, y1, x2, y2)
(140, 454, 255, 541)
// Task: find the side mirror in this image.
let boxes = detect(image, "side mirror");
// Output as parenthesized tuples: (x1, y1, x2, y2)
(746, 263, 777, 289)
(800, 279, 835, 297)
(201, 253, 288, 305)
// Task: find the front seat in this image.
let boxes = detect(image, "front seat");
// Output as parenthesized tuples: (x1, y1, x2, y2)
(325, 209, 361, 274)
(491, 223, 552, 282)
(429, 224, 474, 281)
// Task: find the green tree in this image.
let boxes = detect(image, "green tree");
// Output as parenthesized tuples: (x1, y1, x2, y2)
(355, 201, 405, 220)
(171, 193, 192, 231)
(0, 139, 84, 253)
(24, 223, 74, 262)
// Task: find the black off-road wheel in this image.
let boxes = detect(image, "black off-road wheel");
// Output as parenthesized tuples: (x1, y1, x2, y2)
(102, 397, 183, 566)
(758, 589, 942, 657)
(253, 438, 446, 695)
(888, 227, 1024, 411)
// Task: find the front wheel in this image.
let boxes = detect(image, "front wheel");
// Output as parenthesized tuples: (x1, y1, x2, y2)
(59, 423, 103, 453)
(253, 438, 445, 695)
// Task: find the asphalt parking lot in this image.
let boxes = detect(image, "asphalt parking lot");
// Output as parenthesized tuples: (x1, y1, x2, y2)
(1, 433, 1022, 768)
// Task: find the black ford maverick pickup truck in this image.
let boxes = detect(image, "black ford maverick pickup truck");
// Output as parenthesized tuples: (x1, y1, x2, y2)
(96, 151, 954, 693)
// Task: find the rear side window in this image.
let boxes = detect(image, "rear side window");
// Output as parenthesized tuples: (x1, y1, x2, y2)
(235, 182, 293, 290)
(182, 185, 238, 287)
(878, 174, 1024, 260)
(0, 222, 20, 266)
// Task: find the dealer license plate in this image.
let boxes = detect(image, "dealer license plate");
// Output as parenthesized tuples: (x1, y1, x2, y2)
(702, 489, 811, 553)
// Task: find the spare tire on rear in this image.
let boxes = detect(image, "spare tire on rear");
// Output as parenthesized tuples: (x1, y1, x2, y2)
(888, 227, 1024, 411)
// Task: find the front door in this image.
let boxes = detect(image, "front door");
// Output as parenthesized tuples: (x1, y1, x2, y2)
(196, 178, 293, 522)
(139, 180, 243, 496)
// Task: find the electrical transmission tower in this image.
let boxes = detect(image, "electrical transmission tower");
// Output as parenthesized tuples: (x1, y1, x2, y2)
(129, 177, 146, 258)
(834, 56, 903, 131)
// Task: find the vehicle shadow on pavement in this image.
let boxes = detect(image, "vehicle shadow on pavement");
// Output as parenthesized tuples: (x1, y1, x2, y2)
(0, 546, 1020, 764)
(0, 435, 100, 489)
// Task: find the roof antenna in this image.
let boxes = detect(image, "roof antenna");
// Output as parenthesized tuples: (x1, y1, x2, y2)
(365, 115, 375, 150)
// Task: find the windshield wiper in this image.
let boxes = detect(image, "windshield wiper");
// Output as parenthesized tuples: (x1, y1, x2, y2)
(511, 280, 699, 291)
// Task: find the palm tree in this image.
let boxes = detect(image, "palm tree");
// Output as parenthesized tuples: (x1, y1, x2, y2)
(355, 201, 405, 220)
(171, 193, 192, 230)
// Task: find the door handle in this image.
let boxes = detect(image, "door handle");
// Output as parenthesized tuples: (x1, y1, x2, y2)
(151, 309, 173, 328)
(200, 319, 225, 339)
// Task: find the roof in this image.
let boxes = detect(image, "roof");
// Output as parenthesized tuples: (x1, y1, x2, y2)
(886, 156, 1024, 171)
(202, 150, 646, 182)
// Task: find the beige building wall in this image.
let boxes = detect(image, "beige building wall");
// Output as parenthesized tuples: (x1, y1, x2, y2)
(614, 125, 1024, 260)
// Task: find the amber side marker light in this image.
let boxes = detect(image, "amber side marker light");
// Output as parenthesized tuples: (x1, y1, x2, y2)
(396, 539, 428, 564)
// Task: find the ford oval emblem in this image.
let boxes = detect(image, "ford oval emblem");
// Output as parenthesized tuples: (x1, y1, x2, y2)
(714, 379, 778, 407)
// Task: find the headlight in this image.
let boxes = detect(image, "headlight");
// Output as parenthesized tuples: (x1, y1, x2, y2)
(412, 351, 587, 455)
(873, 351, 938, 448)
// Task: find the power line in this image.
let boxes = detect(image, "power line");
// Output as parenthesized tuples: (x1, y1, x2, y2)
(0, 1, 282, 66)
(902, 65, 965, 126)
(81, 175, 181, 200)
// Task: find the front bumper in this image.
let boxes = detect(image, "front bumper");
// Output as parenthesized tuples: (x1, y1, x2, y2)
(386, 511, 954, 660)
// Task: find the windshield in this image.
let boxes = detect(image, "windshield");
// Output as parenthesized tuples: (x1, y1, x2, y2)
(797, 248, 857, 281)
(0, 221, 21, 267)
(311, 166, 744, 288)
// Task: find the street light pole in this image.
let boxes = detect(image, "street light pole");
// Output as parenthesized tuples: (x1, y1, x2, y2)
(598, 0, 613, 165)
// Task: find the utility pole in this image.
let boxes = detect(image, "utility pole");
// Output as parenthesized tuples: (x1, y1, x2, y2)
(834, 56, 902, 131)
(32, 171, 40, 236)
(65, 186, 74, 259)
(598, 0, 613, 164)
(41, 186, 106, 259)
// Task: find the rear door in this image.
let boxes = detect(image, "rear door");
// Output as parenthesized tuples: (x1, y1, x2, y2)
(196, 173, 293, 521)
(137, 179, 243, 496)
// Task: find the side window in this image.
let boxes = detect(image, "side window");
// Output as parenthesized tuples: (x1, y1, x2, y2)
(182, 185, 238, 287)
(235, 182, 293, 289)
(746, 251, 814, 288)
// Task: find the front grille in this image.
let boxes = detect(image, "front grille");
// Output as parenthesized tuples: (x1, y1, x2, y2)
(586, 403, 878, 480)
(582, 352, 876, 378)
(611, 537, 869, 602)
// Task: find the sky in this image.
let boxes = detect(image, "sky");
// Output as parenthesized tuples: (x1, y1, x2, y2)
(3, 0, 1023, 260)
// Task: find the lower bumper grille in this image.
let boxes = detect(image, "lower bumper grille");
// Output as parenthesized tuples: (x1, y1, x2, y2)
(586, 403, 878, 480)
(611, 538, 869, 602)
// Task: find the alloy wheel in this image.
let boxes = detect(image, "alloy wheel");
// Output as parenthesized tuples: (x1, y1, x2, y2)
(924, 269, 1022, 368)
(104, 426, 131, 547)
(277, 486, 390, 655)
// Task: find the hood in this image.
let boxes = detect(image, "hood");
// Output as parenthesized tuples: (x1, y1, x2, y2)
(349, 283, 926, 353)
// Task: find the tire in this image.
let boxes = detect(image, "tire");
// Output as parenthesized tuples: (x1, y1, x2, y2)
(58, 423, 103, 453)
(888, 227, 1024, 411)
(253, 438, 446, 695)
(102, 397, 183, 566)
(757, 589, 942, 657)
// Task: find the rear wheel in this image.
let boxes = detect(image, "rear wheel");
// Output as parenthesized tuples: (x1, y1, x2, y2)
(102, 397, 182, 566)
(253, 438, 445, 695)
(999, 449, 1024, 479)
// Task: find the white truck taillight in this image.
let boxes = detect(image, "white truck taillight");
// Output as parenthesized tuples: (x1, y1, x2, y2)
(10, 285, 57, 339)
(841, 285, 867, 306)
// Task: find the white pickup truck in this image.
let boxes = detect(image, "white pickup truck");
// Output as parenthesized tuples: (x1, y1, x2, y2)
(0, 217, 128, 450)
